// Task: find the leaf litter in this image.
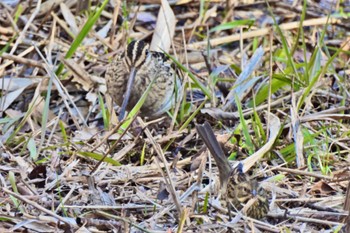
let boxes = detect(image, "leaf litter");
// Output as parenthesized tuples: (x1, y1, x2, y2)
(0, 0, 350, 232)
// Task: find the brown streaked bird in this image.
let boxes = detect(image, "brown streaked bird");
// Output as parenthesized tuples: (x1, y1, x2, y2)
(196, 122, 269, 219)
(105, 40, 181, 121)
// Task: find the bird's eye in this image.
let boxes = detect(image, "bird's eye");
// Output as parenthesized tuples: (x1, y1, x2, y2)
(241, 186, 250, 194)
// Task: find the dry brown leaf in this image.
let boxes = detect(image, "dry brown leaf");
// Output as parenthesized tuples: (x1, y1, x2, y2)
(96, 20, 112, 39)
(0, 78, 35, 111)
(201, 107, 239, 120)
(135, 12, 157, 23)
(63, 59, 94, 91)
(310, 180, 337, 195)
(0, 77, 33, 91)
(73, 126, 99, 141)
(39, 0, 63, 16)
(0, 88, 26, 112)
(291, 94, 305, 168)
(202, 5, 217, 23)
(340, 36, 350, 61)
(150, 0, 176, 52)
(242, 112, 281, 172)
(31, 95, 57, 123)
(60, 2, 79, 36)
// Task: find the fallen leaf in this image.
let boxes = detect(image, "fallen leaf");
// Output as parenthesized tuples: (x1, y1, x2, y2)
(150, 0, 176, 52)
(310, 180, 337, 195)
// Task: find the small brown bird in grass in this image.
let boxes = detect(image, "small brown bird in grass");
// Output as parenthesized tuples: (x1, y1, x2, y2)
(105, 40, 181, 121)
(196, 122, 269, 219)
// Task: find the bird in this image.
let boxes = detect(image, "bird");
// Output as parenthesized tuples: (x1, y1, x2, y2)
(196, 121, 269, 219)
(105, 40, 181, 121)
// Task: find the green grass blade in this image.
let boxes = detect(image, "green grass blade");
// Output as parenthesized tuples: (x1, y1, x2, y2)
(99, 93, 110, 129)
(38, 80, 52, 158)
(120, 76, 157, 130)
(267, 2, 300, 81)
(27, 137, 38, 160)
(235, 95, 254, 154)
(163, 51, 211, 99)
(79, 151, 121, 166)
(141, 142, 146, 166)
(56, 0, 109, 76)
(59, 120, 68, 143)
(8, 171, 21, 211)
(297, 42, 342, 110)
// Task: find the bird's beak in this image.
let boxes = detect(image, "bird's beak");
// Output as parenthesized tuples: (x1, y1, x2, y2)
(118, 67, 136, 121)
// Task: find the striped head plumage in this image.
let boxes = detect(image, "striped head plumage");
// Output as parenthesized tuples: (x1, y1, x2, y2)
(125, 40, 149, 69)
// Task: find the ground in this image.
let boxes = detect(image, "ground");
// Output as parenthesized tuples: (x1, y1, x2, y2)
(0, 0, 350, 232)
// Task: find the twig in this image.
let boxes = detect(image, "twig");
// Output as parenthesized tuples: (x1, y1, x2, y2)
(188, 17, 341, 49)
(9, 0, 42, 55)
(273, 167, 332, 180)
(1, 53, 44, 68)
(2, 188, 75, 227)
(137, 117, 183, 217)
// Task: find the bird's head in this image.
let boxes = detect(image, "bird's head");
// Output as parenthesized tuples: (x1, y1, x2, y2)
(125, 40, 149, 69)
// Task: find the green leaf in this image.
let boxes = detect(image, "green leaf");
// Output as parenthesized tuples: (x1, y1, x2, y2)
(9, 171, 18, 194)
(0, 34, 17, 55)
(13, 4, 24, 24)
(251, 77, 290, 106)
(140, 143, 146, 166)
(298, 35, 341, 110)
(59, 121, 68, 143)
(267, 2, 300, 82)
(236, 95, 254, 154)
(9, 171, 21, 210)
(202, 192, 209, 213)
(27, 137, 38, 160)
(209, 19, 255, 33)
(78, 151, 121, 166)
(0, 117, 13, 124)
(120, 74, 158, 130)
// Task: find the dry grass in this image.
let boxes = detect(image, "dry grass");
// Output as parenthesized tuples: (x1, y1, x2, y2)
(1, 0, 350, 232)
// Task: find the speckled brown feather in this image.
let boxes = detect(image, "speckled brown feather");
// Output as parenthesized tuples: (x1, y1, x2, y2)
(196, 122, 269, 219)
(105, 40, 181, 120)
(227, 167, 269, 219)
